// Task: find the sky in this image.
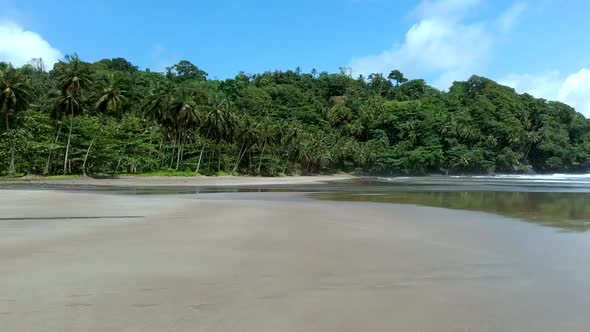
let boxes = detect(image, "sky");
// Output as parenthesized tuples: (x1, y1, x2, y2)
(1, 0, 589, 116)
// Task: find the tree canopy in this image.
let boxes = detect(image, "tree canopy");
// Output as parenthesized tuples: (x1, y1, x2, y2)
(1, 56, 589, 176)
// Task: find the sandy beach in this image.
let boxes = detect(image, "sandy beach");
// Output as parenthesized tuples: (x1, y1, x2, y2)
(1, 189, 589, 331)
(0, 175, 354, 187)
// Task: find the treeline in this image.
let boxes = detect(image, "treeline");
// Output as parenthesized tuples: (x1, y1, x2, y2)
(1, 55, 589, 176)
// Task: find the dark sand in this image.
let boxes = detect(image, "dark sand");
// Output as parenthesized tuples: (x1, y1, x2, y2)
(0, 175, 354, 187)
(1, 190, 589, 331)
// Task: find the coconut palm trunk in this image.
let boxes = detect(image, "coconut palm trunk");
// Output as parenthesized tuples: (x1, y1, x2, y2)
(196, 142, 206, 174)
(6, 111, 15, 174)
(180, 138, 185, 162)
(82, 139, 94, 176)
(115, 156, 123, 174)
(195, 128, 210, 174)
(282, 151, 290, 174)
(1, 65, 32, 175)
(257, 142, 266, 175)
(156, 138, 163, 168)
(170, 144, 176, 169)
(63, 111, 74, 175)
(44, 123, 63, 175)
(174, 131, 190, 171)
(9, 140, 15, 174)
(232, 142, 247, 173)
(175, 146, 182, 170)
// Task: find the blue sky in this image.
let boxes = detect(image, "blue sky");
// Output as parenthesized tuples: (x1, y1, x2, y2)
(1, 0, 589, 116)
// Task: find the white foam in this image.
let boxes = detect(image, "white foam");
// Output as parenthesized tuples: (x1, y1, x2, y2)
(377, 174, 590, 183)
(494, 174, 590, 180)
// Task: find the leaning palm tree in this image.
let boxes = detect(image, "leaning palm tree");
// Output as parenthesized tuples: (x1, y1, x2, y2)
(279, 122, 301, 174)
(44, 89, 65, 175)
(204, 98, 234, 172)
(0, 64, 32, 174)
(206, 100, 229, 142)
(256, 122, 277, 175)
(231, 116, 260, 173)
(54, 54, 92, 174)
(171, 92, 201, 170)
(194, 104, 213, 174)
(53, 93, 85, 174)
(78, 74, 129, 176)
(142, 84, 176, 168)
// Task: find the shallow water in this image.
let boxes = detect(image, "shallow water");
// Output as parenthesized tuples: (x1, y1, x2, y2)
(315, 175, 590, 232)
(3, 174, 590, 231)
(315, 191, 590, 231)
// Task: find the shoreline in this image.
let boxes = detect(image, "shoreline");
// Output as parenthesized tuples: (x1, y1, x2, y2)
(0, 174, 356, 187)
(2, 172, 589, 188)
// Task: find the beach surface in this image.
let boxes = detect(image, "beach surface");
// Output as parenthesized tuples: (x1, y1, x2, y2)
(1, 189, 589, 331)
(0, 174, 353, 187)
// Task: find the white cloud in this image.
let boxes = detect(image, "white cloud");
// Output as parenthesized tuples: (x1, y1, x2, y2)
(500, 71, 562, 98)
(499, 69, 590, 117)
(349, 0, 524, 89)
(558, 69, 590, 117)
(0, 21, 61, 68)
(497, 2, 527, 31)
(414, 0, 481, 21)
(150, 44, 179, 73)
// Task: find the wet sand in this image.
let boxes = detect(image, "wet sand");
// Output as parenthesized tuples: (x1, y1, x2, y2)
(1, 174, 354, 187)
(1, 190, 589, 331)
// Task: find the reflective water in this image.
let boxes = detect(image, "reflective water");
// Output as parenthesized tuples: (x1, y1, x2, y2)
(315, 175, 590, 232)
(3, 174, 590, 231)
(316, 191, 590, 232)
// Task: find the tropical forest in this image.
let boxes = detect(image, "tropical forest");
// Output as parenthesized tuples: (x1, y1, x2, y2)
(1, 56, 589, 177)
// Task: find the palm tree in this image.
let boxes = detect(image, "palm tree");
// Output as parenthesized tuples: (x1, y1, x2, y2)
(54, 93, 85, 174)
(388, 69, 408, 86)
(280, 123, 301, 174)
(206, 99, 229, 141)
(0, 64, 31, 174)
(255, 121, 291, 175)
(57, 54, 92, 95)
(230, 115, 259, 173)
(296, 132, 318, 174)
(194, 104, 213, 174)
(142, 83, 173, 126)
(171, 91, 201, 170)
(95, 74, 127, 116)
(143, 83, 175, 168)
(204, 98, 233, 172)
(524, 130, 543, 160)
(295, 131, 334, 174)
(54, 54, 91, 174)
(256, 123, 273, 175)
(79, 74, 128, 176)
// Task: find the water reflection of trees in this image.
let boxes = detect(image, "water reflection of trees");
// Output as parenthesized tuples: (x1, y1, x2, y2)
(318, 192, 590, 232)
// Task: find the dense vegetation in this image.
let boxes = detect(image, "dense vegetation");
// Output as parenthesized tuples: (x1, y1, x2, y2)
(1, 56, 589, 176)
